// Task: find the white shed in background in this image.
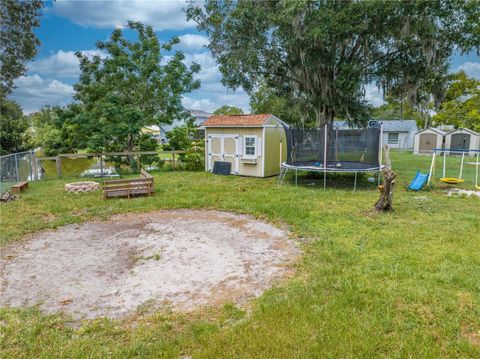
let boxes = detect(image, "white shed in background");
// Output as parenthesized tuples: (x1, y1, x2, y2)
(413, 128, 446, 154)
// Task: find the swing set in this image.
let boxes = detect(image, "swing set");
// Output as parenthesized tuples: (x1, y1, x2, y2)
(427, 148, 480, 189)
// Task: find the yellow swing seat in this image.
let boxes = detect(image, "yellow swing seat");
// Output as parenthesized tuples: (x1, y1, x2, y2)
(440, 177, 464, 184)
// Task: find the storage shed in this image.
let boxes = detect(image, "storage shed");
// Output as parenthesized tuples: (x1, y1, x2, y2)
(413, 128, 446, 154)
(444, 128, 479, 154)
(202, 114, 287, 177)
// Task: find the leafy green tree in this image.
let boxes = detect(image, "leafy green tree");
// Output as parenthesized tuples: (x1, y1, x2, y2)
(73, 21, 201, 154)
(0, 100, 32, 155)
(187, 1, 479, 129)
(164, 122, 204, 171)
(165, 123, 195, 151)
(30, 105, 81, 156)
(0, 0, 43, 99)
(213, 105, 244, 115)
(371, 96, 424, 123)
(250, 83, 312, 126)
(432, 71, 480, 132)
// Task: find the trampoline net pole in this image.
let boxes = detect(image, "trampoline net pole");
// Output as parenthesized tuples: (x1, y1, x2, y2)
(323, 124, 327, 190)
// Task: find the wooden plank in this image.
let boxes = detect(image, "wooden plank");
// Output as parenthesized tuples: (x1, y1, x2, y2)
(105, 188, 152, 198)
(103, 177, 152, 185)
(11, 181, 28, 194)
(104, 184, 152, 191)
(103, 170, 154, 199)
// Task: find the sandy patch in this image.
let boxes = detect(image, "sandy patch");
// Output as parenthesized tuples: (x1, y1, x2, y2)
(447, 188, 480, 198)
(0, 210, 298, 320)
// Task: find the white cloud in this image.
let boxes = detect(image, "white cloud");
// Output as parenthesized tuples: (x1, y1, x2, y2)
(177, 34, 209, 51)
(364, 84, 384, 107)
(181, 51, 250, 113)
(184, 52, 219, 82)
(181, 97, 215, 112)
(51, 0, 194, 30)
(9, 75, 74, 114)
(455, 61, 480, 79)
(28, 50, 105, 79)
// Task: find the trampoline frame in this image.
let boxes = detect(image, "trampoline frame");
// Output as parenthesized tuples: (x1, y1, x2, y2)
(279, 123, 384, 190)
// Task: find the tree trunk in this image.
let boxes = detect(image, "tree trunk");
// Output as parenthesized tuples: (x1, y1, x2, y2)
(127, 133, 135, 170)
(374, 145, 396, 212)
(315, 106, 335, 162)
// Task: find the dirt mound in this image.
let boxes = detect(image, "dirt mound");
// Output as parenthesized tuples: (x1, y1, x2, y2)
(0, 210, 298, 320)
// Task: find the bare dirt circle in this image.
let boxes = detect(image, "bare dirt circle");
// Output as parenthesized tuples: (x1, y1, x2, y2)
(0, 210, 298, 320)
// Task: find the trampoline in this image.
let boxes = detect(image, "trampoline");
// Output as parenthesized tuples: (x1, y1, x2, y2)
(279, 124, 383, 190)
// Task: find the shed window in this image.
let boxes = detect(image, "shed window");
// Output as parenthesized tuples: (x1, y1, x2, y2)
(244, 136, 256, 157)
(388, 132, 399, 144)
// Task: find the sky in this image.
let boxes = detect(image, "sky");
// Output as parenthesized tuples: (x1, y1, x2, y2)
(9, 0, 480, 115)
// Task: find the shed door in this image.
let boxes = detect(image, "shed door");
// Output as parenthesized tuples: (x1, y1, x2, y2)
(450, 133, 470, 150)
(419, 133, 436, 153)
(207, 134, 239, 174)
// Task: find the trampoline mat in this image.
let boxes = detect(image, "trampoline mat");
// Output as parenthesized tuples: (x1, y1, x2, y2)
(284, 161, 381, 172)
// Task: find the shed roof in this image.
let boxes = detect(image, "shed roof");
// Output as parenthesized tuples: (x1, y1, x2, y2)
(445, 128, 479, 136)
(416, 127, 447, 136)
(202, 114, 273, 127)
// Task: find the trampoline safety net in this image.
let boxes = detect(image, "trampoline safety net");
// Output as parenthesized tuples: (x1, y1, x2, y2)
(284, 126, 381, 171)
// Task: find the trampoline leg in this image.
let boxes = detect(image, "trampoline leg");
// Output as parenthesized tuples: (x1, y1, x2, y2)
(354, 172, 358, 191)
(295, 168, 298, 186)
(279, 167, 288, 185)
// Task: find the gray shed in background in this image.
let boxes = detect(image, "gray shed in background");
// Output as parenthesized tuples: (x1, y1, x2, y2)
(444, 128, 480, 154)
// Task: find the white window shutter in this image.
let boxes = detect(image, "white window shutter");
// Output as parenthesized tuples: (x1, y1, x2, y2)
(256, 136, 262, 156)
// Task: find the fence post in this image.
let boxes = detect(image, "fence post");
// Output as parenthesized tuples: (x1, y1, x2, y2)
(172, 152, 176, 171)
(28, 153, 33, 181)
(56, 156, 62, 178)
(14, 154, 19, 182)
(100, 155, 104, 178)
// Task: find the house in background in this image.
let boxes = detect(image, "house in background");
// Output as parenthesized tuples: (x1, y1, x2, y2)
(145, 109, 213, 144)
(335, 119, 419, 149)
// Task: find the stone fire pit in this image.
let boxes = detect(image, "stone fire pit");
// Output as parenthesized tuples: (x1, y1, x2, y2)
(65, 181, 100, 193)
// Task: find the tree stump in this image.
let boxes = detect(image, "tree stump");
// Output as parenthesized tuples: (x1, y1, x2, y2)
(374, 145, 396, 212)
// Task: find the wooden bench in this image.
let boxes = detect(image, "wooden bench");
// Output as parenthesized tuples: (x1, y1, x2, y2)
(103, 170, 154, 199)
(11, 181, 28, 194)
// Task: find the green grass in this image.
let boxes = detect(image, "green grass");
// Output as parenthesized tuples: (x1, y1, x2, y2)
(1, 151, 479, 358)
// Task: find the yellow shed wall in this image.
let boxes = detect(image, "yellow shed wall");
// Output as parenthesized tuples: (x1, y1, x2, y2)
(264, 126, 287, 176)
(205, 127, 264, 177)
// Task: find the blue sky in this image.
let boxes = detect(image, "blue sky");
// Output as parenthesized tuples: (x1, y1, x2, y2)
(9, 0, 480, 114)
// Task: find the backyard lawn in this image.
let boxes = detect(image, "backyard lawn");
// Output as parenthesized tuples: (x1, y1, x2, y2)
(1, 151, 479, 358)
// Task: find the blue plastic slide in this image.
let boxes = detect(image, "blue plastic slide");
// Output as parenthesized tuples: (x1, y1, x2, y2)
(408, 171, 429, 191)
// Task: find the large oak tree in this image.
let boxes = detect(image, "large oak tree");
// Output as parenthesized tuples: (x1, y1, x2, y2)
(187, 0, 479, 128)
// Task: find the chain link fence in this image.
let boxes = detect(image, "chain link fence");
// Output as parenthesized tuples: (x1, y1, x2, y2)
(0, 151, 40, 194)
(1, 150, 191, 194)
